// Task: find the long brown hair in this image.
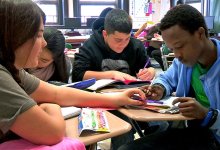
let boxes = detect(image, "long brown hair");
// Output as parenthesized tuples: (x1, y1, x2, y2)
(0, 0, 46, 85)
(43, 27, 68, 83)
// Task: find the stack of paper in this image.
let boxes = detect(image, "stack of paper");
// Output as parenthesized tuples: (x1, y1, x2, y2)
(61, 106, 82, 119)
(126, 97, 180, 114)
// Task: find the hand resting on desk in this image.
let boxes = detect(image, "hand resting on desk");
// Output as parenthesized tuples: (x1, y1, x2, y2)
(172, 97, 208, 119)
(140, 85, 208, 117)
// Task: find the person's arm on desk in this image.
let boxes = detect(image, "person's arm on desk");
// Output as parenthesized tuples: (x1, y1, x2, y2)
(134, 22, 148, 38)
(83, 70, 137, 81)
(31, 80, 146, 108)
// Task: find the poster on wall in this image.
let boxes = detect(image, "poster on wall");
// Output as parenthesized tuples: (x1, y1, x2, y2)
(129, 0, 170, 29)
(129, 0, 153, 29)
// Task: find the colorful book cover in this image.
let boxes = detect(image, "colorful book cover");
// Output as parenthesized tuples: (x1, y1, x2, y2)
(78, 108, 110, 136)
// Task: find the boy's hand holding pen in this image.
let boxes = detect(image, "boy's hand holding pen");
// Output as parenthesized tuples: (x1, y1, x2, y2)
(131, 77, 157, 102)
(138, 83, 165, 100)
(137, 59, 155, 81)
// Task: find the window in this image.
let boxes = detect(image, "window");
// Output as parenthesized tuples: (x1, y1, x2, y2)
(75, 0, 117, 25)
(185, 0, 202, 13)
(33, 0, 64, 25)
(185, 0, 201, 2)
(80, 0, 115, 1)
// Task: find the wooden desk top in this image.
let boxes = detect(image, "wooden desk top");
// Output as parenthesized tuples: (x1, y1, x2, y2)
(118, 108, 193, 122)
(65, 35, 90, 44)
(150, 38, 163, 42)
(65, 111, 131, 146)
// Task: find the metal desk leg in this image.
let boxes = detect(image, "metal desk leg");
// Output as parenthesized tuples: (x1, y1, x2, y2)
(128, 118, 145, 138)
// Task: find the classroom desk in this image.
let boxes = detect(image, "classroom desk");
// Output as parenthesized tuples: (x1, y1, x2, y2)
(65, 35, 90, 44)
(118, 107, 193, 137)
(118, 108, 192, 122)
(65, 111, 132, 146)
(137, 37, 163, 49)
(149, 38, 163, 49)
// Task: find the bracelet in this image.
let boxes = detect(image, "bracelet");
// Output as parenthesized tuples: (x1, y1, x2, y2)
(206, 108, 218, 128)
(201, 108, 218, 128)
(201, 108, 213, 127)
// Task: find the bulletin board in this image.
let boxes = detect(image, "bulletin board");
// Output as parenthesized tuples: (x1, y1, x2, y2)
(129, 0, 170, 29)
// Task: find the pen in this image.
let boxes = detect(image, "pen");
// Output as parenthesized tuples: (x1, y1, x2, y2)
(131, 94, 147, 103)
(147, 99, 163, 104)
(143, 59, 150, 69)
(131, 94, 142, 100)
(149, 77, 155, 85)
(137, 59, 150, 79)
(145, 77, 155, 95)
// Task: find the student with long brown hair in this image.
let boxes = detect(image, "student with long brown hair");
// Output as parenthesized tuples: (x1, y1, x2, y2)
(0, 0, 145, 146)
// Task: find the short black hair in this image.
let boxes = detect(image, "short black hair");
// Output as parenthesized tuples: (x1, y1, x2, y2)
(99, 7, 113, 18)
(160, 4, 208, 37)
(104, 9, 132, 34)
(176, 0, 183, 5)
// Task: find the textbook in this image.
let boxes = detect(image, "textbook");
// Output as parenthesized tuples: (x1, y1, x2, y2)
(87, 79, 150, 91)
(126, 96, 180, 114)
(61, 106, 82, 119)
(78, 108, 110, 136)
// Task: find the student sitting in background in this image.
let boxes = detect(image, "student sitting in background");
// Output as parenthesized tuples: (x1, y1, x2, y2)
(92, 7, 113, 32)
(72, 9, 155, 82)
(0, 0, 146, 147)
(27, 27, 72, 83)
(135, 23, 165, 70)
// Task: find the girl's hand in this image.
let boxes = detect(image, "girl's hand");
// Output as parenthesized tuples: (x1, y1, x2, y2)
(115, 88, 146, 107)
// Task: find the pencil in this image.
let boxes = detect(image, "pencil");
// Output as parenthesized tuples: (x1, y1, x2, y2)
(146, 77, 155, 95)
(149, 77, 155, 86)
